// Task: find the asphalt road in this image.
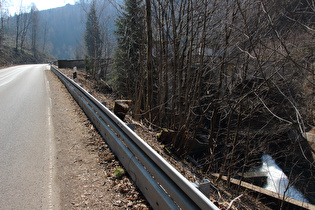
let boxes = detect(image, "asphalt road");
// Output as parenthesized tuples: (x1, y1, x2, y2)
(0, 64, 57, 209)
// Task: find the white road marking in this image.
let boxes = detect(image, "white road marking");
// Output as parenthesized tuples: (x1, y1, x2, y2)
(45, 66, 59, 209)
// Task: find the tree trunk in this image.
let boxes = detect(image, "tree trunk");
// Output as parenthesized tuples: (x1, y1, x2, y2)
(145, 0, 153, 123)
(15, 14, 20, 51)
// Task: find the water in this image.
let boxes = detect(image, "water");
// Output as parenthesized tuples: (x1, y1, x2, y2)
(259, 154, 309, 203)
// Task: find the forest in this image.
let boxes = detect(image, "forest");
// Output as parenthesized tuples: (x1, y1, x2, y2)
(0, 0, 314, 205)
(111, 0, 315, 204)
(0, 0, 118, 60)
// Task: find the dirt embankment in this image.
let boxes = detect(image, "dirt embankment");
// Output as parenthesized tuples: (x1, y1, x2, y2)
(47, 70, 149, 209)
(0, 46, 51, 66)
(57, 68, 272, 209)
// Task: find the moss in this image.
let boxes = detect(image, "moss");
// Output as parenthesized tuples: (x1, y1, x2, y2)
(157, 128, 168, 139)
(113, 167, 125, 179)
(164, 146, 172, 155)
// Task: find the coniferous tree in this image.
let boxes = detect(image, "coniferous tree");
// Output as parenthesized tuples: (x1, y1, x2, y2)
(85, 0, 101, 77)
(113, 0, 145, 100)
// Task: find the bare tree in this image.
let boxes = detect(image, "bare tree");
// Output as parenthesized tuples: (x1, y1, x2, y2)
(0, 0, 8, 48)
(113, 0, 315, 203)
(15, 11, 20, 51)
(20, 11, 31, 51)
(30, 3, 39, 56)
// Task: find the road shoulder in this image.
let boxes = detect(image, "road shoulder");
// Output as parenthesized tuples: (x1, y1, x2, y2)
(46, 70, 149, 209)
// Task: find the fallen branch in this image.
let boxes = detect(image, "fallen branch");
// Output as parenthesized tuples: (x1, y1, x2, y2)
(227, 194, 243, 210)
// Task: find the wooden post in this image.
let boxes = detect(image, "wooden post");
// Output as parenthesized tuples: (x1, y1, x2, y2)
(114, 100, 132, 121)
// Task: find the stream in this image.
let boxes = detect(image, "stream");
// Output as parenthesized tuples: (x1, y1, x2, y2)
(259, 154, 309, 203)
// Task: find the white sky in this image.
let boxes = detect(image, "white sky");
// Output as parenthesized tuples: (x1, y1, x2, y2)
(7, 0, 76, 15)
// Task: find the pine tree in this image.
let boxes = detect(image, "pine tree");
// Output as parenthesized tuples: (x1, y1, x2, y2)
(85, 0, 101, 77)
(113, 0, 145, 99)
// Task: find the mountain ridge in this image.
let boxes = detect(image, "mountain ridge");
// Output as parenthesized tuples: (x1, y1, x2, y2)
(39, 2, 118, 60)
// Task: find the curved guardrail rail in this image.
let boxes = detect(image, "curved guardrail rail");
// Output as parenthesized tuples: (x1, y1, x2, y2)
(51, 66, 219, 210)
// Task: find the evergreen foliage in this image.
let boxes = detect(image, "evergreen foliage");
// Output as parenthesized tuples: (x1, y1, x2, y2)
(85, 1, 102, 59)
(112, 0, 145, 98)
(111, 0, 315, 202)
(3, 2, 119, 60)
(84, 54, 92, 74)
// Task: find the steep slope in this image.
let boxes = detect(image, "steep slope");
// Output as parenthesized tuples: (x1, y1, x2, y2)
(39, 2, 118, 60)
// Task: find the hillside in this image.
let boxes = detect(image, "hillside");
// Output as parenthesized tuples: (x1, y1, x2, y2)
(39, 4, 85, 60)
(1, 0, 314, 207)
(0, 45, 51, 66)
(2, 2, 119, 61)
(39, 2, 118, 59)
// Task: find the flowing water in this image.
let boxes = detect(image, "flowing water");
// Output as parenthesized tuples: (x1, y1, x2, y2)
(259, 154, 309, 203)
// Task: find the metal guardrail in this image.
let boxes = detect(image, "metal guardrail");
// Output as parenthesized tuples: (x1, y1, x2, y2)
(51, 66, 219, 210)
